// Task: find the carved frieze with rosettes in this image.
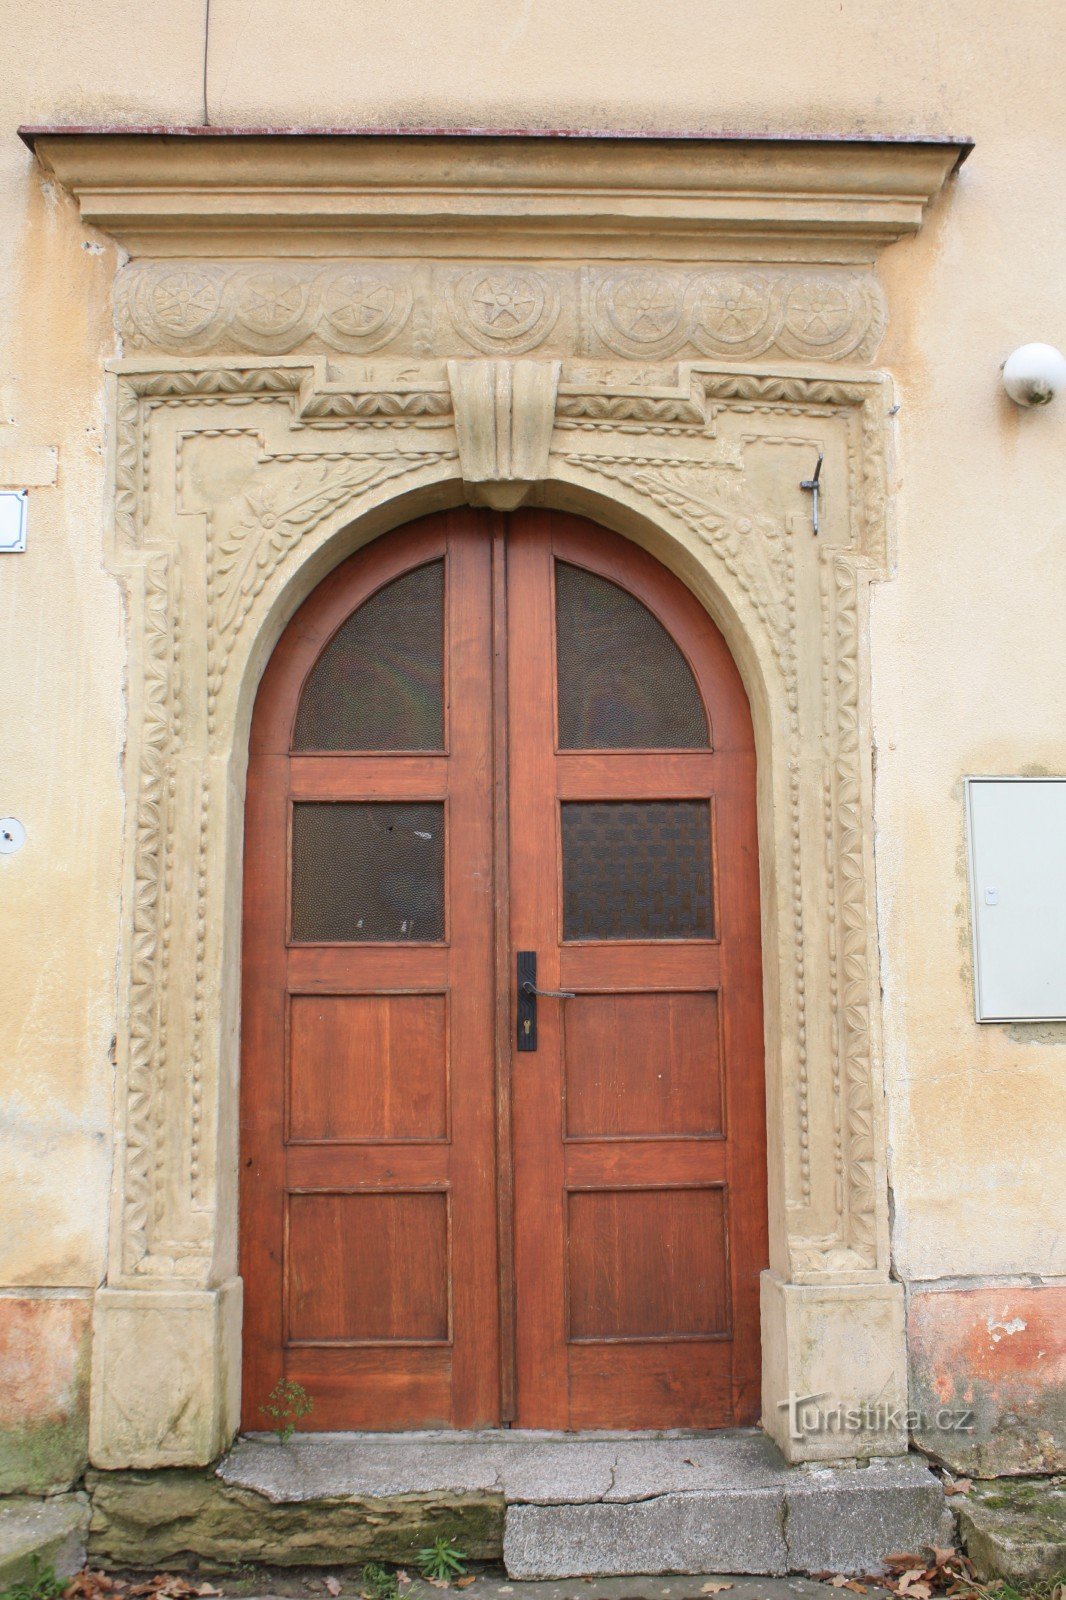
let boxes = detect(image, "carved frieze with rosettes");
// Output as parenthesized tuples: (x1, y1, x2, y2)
(115, 261, 886, 364)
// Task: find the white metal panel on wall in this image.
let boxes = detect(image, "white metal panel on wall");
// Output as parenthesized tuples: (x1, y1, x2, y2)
(967, 777, 1066, 1022)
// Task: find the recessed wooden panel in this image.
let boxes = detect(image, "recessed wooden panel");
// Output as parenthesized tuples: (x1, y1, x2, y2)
(287, 1191, 449, 1343)
(564, 991, 721, 1137)
(289, 994, 447, 1141)
(567, 1339, 734, 1430)
(567, 1186, 729, 1341)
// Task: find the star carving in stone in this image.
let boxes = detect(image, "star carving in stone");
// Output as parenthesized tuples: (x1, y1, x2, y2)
(242, 278, 303, 330)
(788, 284, 850, 339)
(702, 281, 766, 339)
(150, 271, 218, 331)
(347, 285, 392, 329)
(471, 276, 538, 329)
(612, 277, 680, 340)
(326, 275, 394, 334)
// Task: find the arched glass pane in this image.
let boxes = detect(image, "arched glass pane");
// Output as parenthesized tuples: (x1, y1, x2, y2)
(293, 560, 444, 750)
(555, 562, 709, 749)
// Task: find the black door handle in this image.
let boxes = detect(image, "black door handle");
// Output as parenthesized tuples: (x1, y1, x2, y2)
(516, 951, 574, 1051)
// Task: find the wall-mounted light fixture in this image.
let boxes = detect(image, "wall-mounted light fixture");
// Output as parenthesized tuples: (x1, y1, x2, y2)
(1002, 343, 1066, 407)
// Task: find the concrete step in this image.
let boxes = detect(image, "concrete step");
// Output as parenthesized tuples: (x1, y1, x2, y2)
(0, 1494, 90, 1589)
(215, 1430, 952, 1579)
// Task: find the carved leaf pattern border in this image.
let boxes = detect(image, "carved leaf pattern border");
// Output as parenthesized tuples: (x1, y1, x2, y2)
(111, 361, 888, 1283)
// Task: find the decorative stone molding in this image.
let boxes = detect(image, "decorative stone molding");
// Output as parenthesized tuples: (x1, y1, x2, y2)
(26, 130, 968, 259)
(95, 348, 896, 1462)
(112, 260, 887, 364)
(448, 358, 561, 508)
(103, 351, 891, 1295)
(24, 130, 961, 1466)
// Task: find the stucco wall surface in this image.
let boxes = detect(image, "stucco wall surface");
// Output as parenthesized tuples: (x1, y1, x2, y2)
(0, 0, 1063, 1479)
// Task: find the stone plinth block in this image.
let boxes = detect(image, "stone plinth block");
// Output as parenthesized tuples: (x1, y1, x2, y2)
(89, 1281, 242, 1469)
(761, 1273, 908, 1463)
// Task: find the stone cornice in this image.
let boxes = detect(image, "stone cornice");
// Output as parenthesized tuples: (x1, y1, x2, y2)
(24, 130, 969, 261)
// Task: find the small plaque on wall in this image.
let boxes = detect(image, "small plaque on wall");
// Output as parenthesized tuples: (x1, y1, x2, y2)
(0, 490, 28, 552)
(967, 777, 1066, 1022)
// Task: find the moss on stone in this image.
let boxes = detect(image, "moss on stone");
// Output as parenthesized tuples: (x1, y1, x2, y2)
(0, 1411, 90, 1497)
(86, 1468, 505, 1570)
(959, 1480, 1066, 1584)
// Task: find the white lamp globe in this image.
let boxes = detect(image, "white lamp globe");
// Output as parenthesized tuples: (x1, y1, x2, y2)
(1002, 343, 1066, 407)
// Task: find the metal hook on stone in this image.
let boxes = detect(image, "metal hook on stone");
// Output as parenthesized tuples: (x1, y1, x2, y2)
(800, 452, 824, 536)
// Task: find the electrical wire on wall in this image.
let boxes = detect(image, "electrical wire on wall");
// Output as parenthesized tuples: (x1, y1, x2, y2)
(203, 0, 211, 125)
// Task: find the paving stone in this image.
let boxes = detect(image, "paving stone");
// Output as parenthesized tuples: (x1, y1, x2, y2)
(784, 1460, 955, 1575)
(957, 1478, 1066, 1583)
(604, 1433, 793, 1500)
(503, 1492, 789, 1579)
(0, 1493, 90, 1587)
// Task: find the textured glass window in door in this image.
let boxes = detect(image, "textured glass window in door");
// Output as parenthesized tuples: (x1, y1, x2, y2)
(555, 562, 709, 749)
(291, 802, 444, 942)
(561, 800, 713, 941)
(293, 561, 444, 751)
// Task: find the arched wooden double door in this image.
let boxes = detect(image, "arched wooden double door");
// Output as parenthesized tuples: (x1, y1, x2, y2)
(241, 509, 767, 1431)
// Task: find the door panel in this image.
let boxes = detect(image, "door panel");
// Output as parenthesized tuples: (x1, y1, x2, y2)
(241, 515, 500, 1430)
(562, 990, 723, 1138)
(287, 993, 449, 1143)
(507, 511, 766, 1429)
(241, 507, 767, 1433)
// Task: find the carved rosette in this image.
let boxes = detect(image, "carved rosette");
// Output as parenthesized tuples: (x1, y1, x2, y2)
(115, 261, 885, 364)
(116, 262, 414, 356)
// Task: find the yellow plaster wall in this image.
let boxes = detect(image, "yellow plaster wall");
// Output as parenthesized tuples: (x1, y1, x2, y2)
(1, 0, 1063, 1295)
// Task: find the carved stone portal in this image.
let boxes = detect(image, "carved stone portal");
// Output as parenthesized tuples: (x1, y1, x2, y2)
(26, 130, 966, 1468)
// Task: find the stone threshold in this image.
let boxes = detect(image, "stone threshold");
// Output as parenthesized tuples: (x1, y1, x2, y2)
(209, 1430, 952, 1580)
